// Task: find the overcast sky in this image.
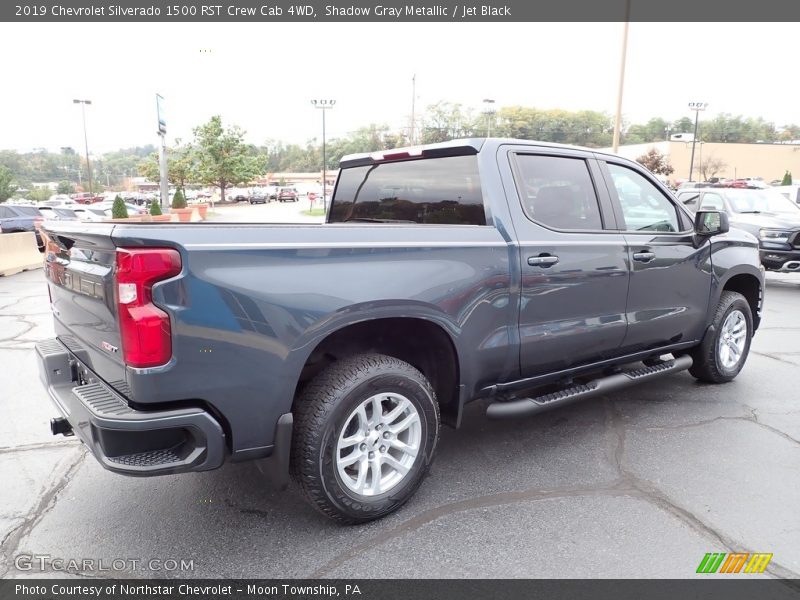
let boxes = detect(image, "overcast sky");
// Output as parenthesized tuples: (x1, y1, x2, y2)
(0, 22, 795, 154)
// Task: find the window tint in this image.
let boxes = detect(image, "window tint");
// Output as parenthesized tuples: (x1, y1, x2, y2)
(329, 155, 485, 225)
(0, 207, 13, 218)
(607, 164, 681, 232)
(699, 193, 725, 211)
(513, 155, 603, 230)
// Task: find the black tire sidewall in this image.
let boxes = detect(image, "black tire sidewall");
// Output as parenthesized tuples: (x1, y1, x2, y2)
(317, 372, 438, 521)
(711, 296, 753, 379)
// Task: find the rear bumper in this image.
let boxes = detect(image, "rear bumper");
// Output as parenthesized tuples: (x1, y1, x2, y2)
(35, 338, 226, 476)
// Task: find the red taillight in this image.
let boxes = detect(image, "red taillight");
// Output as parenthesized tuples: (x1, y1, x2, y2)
(115, 248, 181, 368)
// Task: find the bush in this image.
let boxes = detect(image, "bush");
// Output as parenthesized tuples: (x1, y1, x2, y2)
(171, 188, 187, 209)
(111, 195, 128, 219)
(149, 201, 163, 216)
(782, 171, 792, 186)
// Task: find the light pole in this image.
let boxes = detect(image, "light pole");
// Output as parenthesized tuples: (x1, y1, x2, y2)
(311, 99, 335, 212)
(483, 98, 496, 137)
(73, 99, 93, 195)
(687, 101, 708, 181)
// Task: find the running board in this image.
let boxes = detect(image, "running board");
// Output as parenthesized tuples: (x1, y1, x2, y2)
(486, 355, 693, 419)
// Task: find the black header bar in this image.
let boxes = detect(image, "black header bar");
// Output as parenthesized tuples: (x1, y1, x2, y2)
(3, 0, 800, 22)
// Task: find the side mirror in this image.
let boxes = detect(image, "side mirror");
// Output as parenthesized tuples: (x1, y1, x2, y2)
(694, 210, 729, 236)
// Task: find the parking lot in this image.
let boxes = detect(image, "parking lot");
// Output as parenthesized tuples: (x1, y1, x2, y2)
(1, 249, 798, 578)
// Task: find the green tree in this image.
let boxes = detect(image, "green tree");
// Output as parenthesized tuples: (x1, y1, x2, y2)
(0, 165, 17, 202)
(26, 187, 51, 202)
(171, 188, 187, 209)
(56, 180, 74, 195)
(138, 144, 196, 190)
(782, 171, 792, 185)
(635, 148, 675, 176)
(111, 195, 128, 219)
(149, 201, 163, 216)
(192, 116, 262, 203)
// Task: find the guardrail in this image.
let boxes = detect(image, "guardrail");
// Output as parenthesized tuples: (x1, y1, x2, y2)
(0, 232, 42, 277)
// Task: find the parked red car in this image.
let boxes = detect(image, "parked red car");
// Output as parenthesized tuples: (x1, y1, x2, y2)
(277, 187, 299, 202)
(71, 192, 104, 204)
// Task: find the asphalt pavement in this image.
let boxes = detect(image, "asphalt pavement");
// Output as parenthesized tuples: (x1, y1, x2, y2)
(1, 218, 798, 578)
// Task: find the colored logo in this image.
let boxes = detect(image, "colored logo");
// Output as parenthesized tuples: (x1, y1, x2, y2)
(696, 552, 773, 574)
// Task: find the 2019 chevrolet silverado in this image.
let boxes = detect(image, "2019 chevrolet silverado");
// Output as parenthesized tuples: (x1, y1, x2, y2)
(36, 139, 764, 523)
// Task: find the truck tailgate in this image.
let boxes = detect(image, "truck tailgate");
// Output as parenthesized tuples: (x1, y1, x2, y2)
(41, 223, 128, 390)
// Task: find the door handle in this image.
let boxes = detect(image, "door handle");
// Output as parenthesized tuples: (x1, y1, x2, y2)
(632, 251, 656, 263)
(528, 254, 559, 267)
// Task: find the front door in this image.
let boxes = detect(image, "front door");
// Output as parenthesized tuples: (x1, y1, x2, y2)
(599, 160, 713, 353)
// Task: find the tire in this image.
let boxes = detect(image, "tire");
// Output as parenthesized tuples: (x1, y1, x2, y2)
(688, 291, 753, 383)
(291, 353, 440, 524)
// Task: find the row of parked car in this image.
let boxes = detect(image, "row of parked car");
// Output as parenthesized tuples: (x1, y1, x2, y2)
(227, 186, 303, 204)
(0, 201, 146, 251)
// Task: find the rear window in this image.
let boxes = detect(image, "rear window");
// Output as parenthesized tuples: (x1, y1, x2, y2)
(328, 155, 486, 225)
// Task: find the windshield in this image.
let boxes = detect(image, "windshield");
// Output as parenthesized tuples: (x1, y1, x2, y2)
(8, 206, 41, 217)
(727, 190, 800, 214)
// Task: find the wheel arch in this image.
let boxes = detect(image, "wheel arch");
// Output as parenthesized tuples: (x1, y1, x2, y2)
(291, 315, 463, 427)
(716, 268, 763, 331)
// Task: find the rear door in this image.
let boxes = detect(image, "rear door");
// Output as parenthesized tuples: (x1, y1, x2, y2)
(599, 160, 712, 353)
(498, 145, 630, 377)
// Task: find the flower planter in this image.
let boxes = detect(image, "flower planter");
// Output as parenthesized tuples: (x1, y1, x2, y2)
(195, 204, 208, 220)
(171, 208, 193, 222)
(150, 214, 172, 222)
(105, 216, 144, 222)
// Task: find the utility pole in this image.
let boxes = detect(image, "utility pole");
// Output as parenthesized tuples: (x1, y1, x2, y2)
(410, 74, 416, 145)
(73, 99, 93, 194)
(688, 102, 708, 181)
(611, 0, 631, 153)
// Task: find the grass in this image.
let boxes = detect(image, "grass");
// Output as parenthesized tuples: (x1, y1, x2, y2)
(301, 209, 326, 217)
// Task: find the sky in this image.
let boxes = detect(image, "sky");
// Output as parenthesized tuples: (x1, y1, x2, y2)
(0, 22, 796, 154)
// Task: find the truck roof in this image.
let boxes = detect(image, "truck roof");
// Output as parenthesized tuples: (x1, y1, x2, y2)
(339, 137, 626, 168)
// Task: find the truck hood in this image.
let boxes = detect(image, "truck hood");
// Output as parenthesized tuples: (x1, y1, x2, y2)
(730, 212, 800, 231)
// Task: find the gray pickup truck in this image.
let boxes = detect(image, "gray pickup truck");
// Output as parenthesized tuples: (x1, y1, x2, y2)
(36, 139, 764, 523)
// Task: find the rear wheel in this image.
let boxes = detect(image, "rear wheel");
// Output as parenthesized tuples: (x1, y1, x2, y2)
(688, 291, 753, 383)
(291, 354, 440, 524)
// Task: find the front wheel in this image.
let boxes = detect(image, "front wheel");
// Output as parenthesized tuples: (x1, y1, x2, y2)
(291, 354, 440, 524)
(688, 291, 753, 383)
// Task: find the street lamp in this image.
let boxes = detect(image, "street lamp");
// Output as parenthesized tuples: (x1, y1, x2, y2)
(311, 99, 335, 212)
(73, 99, 93, 195)
(687, 101, 708, 181)
(483, 99, 496, 137)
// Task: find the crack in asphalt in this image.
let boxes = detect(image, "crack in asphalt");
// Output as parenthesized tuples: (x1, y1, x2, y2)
(640, 414, 800, 446)
(0, 446, 86, 579)
(307, 398, 800, 579)
(0, 440, 79, 455)
(752, 350, 800, 367)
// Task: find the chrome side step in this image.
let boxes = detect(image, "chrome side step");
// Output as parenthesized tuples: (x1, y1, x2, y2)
(486, 355, 693, 419)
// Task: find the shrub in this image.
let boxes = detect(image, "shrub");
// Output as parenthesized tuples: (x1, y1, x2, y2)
(171, 188, 187, 209)
(111, 195, 128, 219)
(149, 201, 163, 216)
(782, 171, 792, 186)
